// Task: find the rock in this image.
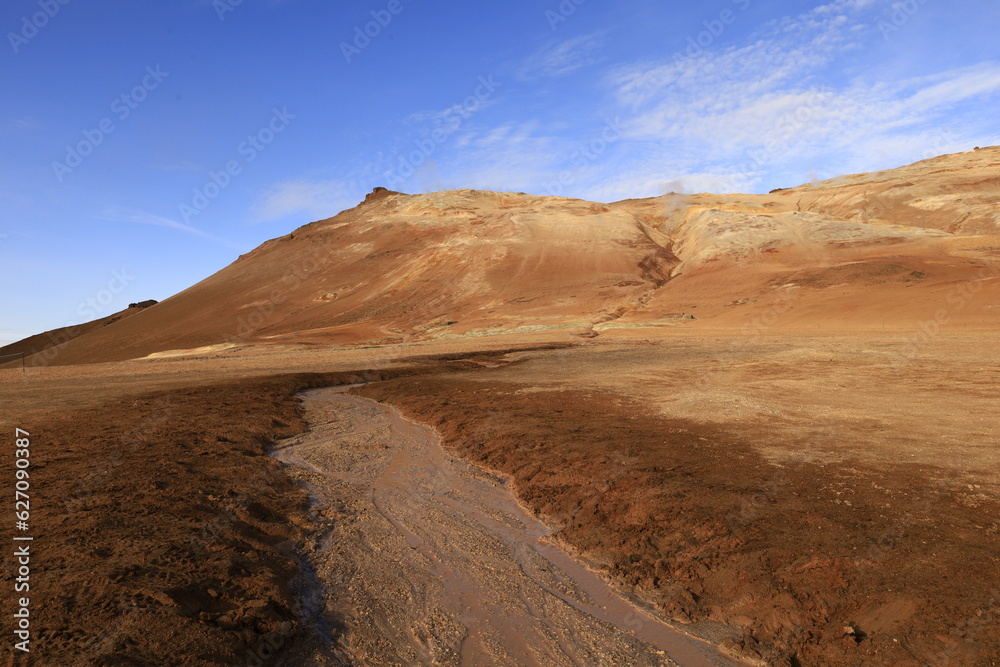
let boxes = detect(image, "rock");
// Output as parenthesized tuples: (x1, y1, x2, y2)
(216, 613, 239, 630)
(128, 299, 158, 309)
(364, 186, 401, 204)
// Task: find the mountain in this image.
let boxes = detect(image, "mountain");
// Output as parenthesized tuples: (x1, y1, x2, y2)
(772, 145, 1000, 235)
(0, 301, 155, 367)
(608, 146, 1000, 331)
(12, 148, 1000, 366)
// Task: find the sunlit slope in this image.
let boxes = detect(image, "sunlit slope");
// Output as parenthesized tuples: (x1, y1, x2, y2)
(20, 147, 1000, 365)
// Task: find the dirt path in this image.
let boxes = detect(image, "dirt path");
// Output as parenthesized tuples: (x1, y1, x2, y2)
(272, 388, 734, 666)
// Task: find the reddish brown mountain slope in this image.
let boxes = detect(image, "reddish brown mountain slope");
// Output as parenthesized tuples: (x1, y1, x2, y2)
(0, 302, 152, 367)
(14, 147, 1000, 366)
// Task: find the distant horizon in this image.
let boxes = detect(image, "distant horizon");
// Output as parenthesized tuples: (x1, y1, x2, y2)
(3, 0, 999, 345)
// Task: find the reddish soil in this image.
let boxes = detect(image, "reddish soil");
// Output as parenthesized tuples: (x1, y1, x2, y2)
(0, 366, 476, 667)
(354, 376, 1000, 666)
(1, 374, 328, 666)
(2, 339, 997, 665)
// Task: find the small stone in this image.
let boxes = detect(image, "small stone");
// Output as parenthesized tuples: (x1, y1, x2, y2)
(216, 613, 239, 630)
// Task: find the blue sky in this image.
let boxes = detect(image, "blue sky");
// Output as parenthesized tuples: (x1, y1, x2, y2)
(2, 0, 999, 345)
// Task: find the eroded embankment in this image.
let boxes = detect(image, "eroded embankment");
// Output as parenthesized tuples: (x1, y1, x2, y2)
(352, 376, 1000, 667)
(272, 389, 733, 666)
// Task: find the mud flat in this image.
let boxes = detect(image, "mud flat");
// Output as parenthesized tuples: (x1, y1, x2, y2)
(352, 344, 1000, 667)
(272, 388, 735, 666)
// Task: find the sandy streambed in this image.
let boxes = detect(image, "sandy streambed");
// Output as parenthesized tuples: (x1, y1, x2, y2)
(272, 387, 734, 666)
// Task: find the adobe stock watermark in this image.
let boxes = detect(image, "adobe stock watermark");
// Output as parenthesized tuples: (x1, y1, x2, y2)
(918, 124, 961, 161)
(242, 592, 323, 666)
(187, 505, 320, 666)
(340, 0, 414, 63)
(213, 0, 244, 21)
(64, 396, 175, 514)
(27, 269, 135, 367)
(543, 118, 624, 197)
(878, 0, 930, 40)
(52, 66, 170, 182)
(67, 601, 141, 667)
(179, 107, 294, 224)
(715, 88, 832, 193)
(7, 0, 71, 54)
(222, 245, 330, 344)
(383, 75, 500, 189)
(545, 0, 587, 31)
(886, 265, 996, 367)
(77, 269, 134, 320)
(672, 0, 751, 63)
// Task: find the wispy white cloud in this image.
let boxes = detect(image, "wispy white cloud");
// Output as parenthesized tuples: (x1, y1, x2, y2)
(95, 206, 247, 251)
(252, 178, 359, 222)
(601, 56, 1000, 196)
(517, 32, 606, 80)
(405, 98, 501, 129)
(904, 65, 1000, 112)
(435, 120, 564, 191)
(585, 0, 1000, 197)
(437, 0, 999, 202)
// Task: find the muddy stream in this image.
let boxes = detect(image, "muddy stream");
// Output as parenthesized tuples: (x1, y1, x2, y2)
(272, 387, 736, 666)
